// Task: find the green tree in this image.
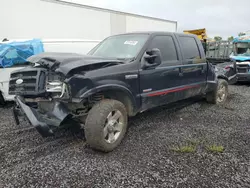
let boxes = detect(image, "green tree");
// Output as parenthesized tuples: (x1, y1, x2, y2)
(238, 32, 245, 37)
(228, 36, 234, 41)
(214, 36, 222, 41)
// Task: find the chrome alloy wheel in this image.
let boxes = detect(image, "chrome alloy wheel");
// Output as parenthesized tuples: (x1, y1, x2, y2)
(103, 110, 125, 144)
(217, 84, 226, 103)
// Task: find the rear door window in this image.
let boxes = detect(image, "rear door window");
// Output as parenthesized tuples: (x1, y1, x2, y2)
(179, 36, 201, 59)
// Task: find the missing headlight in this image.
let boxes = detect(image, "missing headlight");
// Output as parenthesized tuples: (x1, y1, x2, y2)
(46, 81, 68, 98)
(46, 81, 63, 92)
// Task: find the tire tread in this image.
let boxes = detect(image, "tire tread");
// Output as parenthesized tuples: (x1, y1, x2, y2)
(84, 99, 128, 152)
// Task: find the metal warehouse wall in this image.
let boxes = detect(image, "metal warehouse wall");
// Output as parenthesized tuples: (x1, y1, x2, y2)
(60, 0, 177, 33)
(0, 0, 177, 40)
(125, 15, 176, 32)
(0, 0, 111, 40)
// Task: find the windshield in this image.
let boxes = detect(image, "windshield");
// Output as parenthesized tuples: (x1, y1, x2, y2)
(88, 34, 148, 59)
(235, 43, 250, 56)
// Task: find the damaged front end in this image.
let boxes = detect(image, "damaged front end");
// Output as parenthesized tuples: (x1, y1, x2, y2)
(9, 52, 123, 137)
(10, 66, 74, 137)
(213, 61, 238, 84)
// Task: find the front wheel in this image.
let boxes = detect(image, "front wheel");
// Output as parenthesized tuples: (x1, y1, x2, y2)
(206, 79, 228, 105)
(84, 99, 128, 152)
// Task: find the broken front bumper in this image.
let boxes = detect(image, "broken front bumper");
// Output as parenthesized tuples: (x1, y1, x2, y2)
(13, 96, 72, 137)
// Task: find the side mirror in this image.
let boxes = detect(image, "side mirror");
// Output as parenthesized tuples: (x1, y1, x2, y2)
(143, 48, 162, 68)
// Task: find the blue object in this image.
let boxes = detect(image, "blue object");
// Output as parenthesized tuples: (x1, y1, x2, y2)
(0, 39, 44, 68)
(230, 55, 250, 61)
(233, 35, 250, 43)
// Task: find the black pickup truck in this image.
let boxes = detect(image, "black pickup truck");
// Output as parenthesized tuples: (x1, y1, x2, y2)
(10, 32, 236, 152)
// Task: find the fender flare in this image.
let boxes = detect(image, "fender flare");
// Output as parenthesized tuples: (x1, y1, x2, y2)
(217, 74, 229, 81)
(79, 84, 138, 112)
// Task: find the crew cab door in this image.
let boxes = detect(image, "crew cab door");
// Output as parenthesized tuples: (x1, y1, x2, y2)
(176, 35, 207, 96)
(139, 34, 184, 110)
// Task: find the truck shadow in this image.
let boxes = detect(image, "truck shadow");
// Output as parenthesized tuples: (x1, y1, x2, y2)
(129, 90, 238, 126)
(129, 96, 205, 126)
(0, 101, 15, 108)
(233, 82, 250, 87)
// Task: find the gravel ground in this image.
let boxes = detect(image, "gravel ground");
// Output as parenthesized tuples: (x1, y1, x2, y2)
(1, 84, 250, 188)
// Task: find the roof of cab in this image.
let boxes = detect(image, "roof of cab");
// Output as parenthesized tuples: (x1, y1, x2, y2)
(109, 31, 197, 38)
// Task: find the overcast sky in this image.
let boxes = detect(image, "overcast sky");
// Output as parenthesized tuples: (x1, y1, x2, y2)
(79, 0, 250, 39)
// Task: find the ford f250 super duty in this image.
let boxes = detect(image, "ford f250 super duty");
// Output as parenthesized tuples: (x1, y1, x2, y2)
(10, 32, 235, 152)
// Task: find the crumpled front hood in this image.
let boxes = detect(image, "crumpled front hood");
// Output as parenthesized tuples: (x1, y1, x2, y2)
(27, 52, 125, 76)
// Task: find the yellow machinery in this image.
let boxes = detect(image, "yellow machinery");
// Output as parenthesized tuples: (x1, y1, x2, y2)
(183, 28, 207, 41)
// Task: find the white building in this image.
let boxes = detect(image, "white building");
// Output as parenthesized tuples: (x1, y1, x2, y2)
(1, 0, 177, 54)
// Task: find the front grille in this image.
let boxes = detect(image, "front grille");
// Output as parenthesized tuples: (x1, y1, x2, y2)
(9, 68, 47, 96)
(237, 64, 249, 73)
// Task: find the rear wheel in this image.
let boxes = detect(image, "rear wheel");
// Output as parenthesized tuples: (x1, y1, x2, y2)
(84, 99, 128, 152)
(206, 79, 228, 104)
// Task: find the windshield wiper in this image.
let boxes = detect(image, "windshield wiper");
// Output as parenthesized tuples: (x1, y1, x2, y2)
(116, 57, 136, 62)
(128, 57, 136, 62)
(116, 58, 128, 61)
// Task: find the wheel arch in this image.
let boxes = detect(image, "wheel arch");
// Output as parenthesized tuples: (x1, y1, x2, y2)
(217, 74, 229, 81)
(80, 85, 138, 116)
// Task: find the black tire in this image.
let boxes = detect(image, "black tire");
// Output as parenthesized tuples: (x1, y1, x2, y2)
(0, 92, 5, 106)
(84, 99, 128, 152)
(206, 79, 228, 104)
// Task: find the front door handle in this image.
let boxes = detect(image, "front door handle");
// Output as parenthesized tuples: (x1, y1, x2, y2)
(179, 67, 183, 76)
(201, 66, 205, 74)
